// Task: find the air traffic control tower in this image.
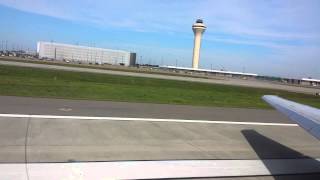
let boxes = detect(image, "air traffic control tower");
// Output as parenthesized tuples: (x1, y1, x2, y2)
(192, 19, 206, 69)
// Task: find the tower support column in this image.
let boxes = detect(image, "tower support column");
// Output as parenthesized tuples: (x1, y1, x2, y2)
(191, 19, 206, 69)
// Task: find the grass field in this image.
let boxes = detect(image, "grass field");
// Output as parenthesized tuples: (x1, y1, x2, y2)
(0, 64, 319, 109)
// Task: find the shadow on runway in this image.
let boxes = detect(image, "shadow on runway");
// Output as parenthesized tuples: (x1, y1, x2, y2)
(242, 129, 320, 180)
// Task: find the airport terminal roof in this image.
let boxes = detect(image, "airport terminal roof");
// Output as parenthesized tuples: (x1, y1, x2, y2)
(37, 41, 132, 54)
(160, 65, 258, 76)
(302, 78, 320, 82)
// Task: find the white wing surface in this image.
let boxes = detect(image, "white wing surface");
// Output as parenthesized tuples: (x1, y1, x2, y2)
(262, 95, 320, 140)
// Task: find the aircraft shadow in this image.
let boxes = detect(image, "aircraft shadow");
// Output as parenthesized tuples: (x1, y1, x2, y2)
(241, 129, 320, 180)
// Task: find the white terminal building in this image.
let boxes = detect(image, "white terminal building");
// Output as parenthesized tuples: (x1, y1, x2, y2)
(37, 41, 136, 66)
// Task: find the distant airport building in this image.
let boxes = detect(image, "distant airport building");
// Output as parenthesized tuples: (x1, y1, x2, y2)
(160, 66, 258, 78)
(301, 78, 320, 86)
(264, 77, 320, 88)
(37, 41, 136, 66)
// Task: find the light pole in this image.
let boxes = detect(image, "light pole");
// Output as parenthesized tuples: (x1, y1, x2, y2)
(161, 56, 164, 66)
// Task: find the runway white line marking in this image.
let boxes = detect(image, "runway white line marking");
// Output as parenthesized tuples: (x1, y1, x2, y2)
(1, 159, 320, 179)
(0, 113, 298, 126)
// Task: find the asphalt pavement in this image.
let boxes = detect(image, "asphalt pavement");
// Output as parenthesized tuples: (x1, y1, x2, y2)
(0, 95, 291, 123)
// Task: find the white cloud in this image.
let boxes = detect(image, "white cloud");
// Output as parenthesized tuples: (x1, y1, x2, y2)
(0, 1, 318, 36)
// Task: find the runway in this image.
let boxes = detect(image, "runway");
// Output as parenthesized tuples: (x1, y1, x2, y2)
(0, 59, 319, 95)
(0, 95, 293, 123)
(1, 113, 319, 163)
(0, 96, 320, 179)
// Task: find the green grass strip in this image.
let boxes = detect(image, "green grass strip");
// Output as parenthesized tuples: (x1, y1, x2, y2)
(0, 64, 319, 109)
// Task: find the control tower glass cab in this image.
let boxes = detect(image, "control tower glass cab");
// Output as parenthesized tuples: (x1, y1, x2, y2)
(192, 19, 206, 33)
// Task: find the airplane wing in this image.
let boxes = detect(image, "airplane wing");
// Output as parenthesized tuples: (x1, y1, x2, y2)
(262, 95, 320, 140)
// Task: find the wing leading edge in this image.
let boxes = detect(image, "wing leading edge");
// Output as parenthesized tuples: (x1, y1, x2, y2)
(262, 95, 320, 140)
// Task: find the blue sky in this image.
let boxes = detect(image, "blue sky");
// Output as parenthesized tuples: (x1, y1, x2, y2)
(0, 0, 319, 78)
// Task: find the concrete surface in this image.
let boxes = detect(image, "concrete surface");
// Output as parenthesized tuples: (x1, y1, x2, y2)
(2, 159, 320, 179)
(182, 174, 320, 180)
(18, 159, 320, 179)
(0, 117, 27, 163)
(0, 60, 319, 95)
(1, 116, 319, 163)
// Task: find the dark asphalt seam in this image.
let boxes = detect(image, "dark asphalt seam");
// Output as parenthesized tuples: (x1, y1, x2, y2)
(177, 124, 215, 156)
(22, 157, 320, 164)
(24, 117, 31, 180)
